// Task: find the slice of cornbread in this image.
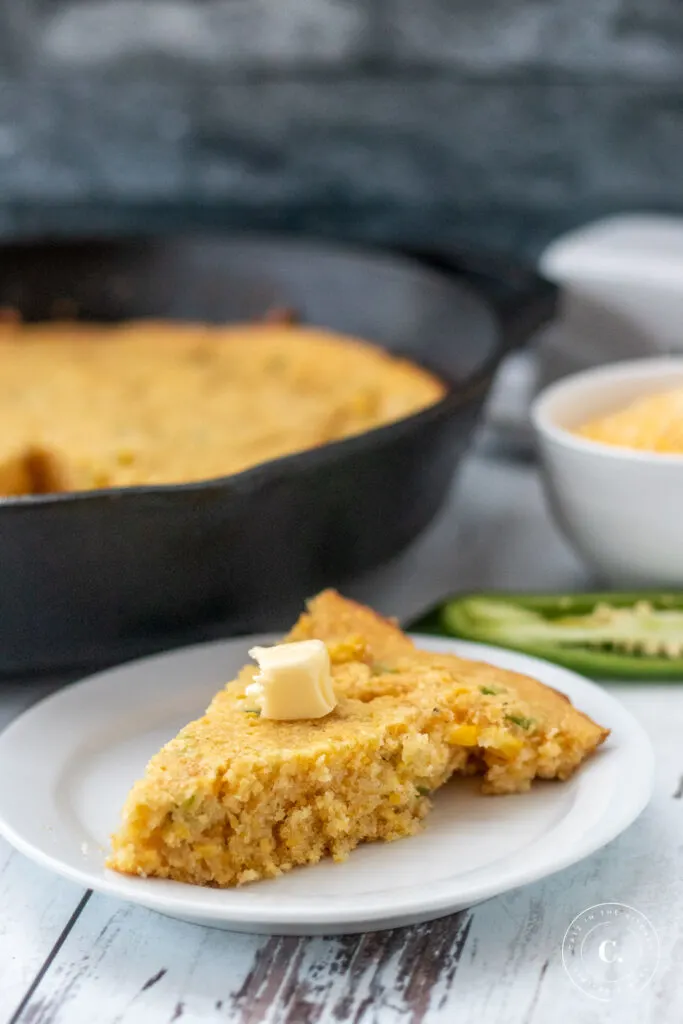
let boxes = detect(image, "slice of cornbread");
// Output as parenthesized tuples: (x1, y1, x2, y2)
(108, 663, 471, 886)
(108, 593, 608, 887)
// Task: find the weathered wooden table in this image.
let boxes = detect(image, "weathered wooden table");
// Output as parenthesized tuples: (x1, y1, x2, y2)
(1, 453, 681, 1024)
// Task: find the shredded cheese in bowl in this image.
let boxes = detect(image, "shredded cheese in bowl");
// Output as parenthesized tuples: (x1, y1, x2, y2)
(575, 388, 683, 454)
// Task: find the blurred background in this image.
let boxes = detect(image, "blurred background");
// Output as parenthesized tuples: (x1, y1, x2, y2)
(3, 1, 683, 671)
(1, 0, 680, 254)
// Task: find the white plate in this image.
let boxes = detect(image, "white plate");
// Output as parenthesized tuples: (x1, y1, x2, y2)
(0, 635, 653, 935)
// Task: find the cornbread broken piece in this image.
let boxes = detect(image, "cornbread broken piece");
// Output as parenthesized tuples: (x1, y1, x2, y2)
(294, 591, 610, 795)
(108, 592, 609, 887)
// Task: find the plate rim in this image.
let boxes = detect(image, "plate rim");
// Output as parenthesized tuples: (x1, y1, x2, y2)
(0, 634, 655, 932)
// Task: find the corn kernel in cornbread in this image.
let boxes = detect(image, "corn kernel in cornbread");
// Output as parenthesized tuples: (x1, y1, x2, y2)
(108, 592, 608, 887)
(575, 387, 683, 454)
(0, 321, 445, 494)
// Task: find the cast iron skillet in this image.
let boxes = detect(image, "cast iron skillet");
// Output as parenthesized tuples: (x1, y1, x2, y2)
(0, 235, 555, 674)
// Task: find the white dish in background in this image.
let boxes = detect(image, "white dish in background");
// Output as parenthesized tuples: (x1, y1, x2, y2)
(532, 358, 683, 587)
(0, 634, 652, 935)
(486, 215, 683, 446)
(539, 214, 683, 383)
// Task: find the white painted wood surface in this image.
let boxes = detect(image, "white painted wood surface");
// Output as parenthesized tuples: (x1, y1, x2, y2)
(1, 453, 681, 1024)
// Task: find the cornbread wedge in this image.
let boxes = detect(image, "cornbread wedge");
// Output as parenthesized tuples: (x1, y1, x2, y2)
(108, 592, 608, 887)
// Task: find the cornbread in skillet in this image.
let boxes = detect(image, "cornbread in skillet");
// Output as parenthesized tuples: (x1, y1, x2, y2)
(108, 592, 608, 887)
(0, 320, 445, 494)
(575, 387, 683, 454)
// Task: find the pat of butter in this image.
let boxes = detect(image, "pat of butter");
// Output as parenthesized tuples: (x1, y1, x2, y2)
(246, 640, 337, 720)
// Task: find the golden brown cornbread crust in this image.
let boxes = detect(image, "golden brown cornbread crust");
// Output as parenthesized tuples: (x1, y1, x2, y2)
(108, 591, 608, 887)
(0, 321, 445, 494)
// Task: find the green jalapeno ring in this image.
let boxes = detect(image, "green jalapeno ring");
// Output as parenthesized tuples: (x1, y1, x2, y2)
(411, 592, 683, 680)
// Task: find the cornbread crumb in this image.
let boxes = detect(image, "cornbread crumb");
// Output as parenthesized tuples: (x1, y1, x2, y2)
(108, 591, 608, 887)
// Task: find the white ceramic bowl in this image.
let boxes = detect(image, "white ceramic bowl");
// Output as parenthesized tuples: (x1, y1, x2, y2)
(531, 358, 683, 587)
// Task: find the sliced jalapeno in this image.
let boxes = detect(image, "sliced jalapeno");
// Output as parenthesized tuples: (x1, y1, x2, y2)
(413, 592, 683, 679)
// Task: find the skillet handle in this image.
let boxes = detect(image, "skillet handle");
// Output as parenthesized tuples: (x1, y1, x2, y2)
(400, 247, 558, 353)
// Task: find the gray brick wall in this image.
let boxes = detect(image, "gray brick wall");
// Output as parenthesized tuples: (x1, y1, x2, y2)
(1, 1, 682, 255)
